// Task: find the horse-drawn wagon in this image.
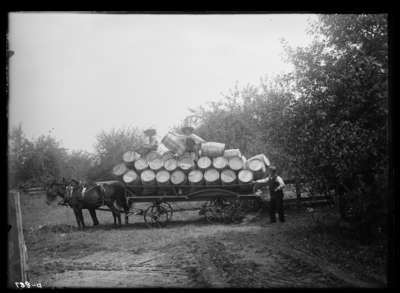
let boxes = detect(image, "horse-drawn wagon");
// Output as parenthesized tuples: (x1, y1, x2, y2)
(120, 182, 262, 228)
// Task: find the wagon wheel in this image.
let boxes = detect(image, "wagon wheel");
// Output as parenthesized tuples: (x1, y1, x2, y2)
(144, 205, 169, 228)
(239, 199, 263, 212)
(203, 197, 237, 224)
(154, 201, 173, 221)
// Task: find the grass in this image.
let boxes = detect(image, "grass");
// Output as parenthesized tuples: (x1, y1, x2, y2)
(18, 192, 388, 287)
(283, 205, 388, 286)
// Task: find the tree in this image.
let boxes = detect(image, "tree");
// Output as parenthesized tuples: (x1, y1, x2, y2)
(88, 126, 147, 181)
(279, 14, 388, 230)
(8, 122, 32, 187)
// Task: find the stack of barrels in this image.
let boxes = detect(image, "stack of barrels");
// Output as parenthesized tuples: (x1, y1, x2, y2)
(111, 131, 270, 196)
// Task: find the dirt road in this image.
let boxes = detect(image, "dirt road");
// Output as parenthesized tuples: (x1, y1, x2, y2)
(32, 207, 385, 289)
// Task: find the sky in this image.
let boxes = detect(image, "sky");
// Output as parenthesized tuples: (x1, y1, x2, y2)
(8, 12, 318, 153)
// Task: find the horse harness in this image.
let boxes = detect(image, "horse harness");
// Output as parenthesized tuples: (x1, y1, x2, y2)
(64, 181, 107, 207)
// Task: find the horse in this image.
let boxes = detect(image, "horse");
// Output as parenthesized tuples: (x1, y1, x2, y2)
(45, 178, 131, 229)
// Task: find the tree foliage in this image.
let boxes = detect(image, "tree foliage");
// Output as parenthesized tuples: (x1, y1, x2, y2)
(87, 125, 147, 181)
(278, 14, 388, 228)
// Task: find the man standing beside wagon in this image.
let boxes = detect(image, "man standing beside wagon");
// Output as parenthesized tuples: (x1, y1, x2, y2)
(253, 165, 286, 223)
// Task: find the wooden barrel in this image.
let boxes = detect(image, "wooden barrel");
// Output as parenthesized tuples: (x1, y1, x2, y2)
(179, 151, 194, 160)
(161, 132, 186, 155)
(221, 169, 238, 191)
(161, 151, 175, 162)
(140, 169, 158, 195)
(201, 142, 225, 158)
(197, 156, 212, 171)
(112, 163, 129, 179)
(223, 149, 241, 160)
(204, 168, 221, 187)
(212, 156, 228, 172)
(238, 169, 254, 192)
(188, 169, 205, 187)
(170, 170, 189, 194)
(134, 158, 148, 174)
(122, 150, 140, 168)
(156, 170, 172, 194)
(122, 170, 143, 193)
(248, 159, 266, 180)
(145, 150, 161, 163)
(179, 156, 195, 174)
(228, 156, 244, 173)
(164, 158, 179, 172)
(149, 157, 164, 173)
(245, 154, 270, 172)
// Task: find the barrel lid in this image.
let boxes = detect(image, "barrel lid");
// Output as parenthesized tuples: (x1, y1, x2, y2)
(112, 163, 128, 175)
(248, 159, 263, 171)
(123, 150, 139, 162)
(134, 158, 148, 170)
(221, 169, 236, 183)
(149, 158, 163, 169)
(161, 151, 174, 161)
(123, 170, 138, 183)
(179, 157, 194, 170)
(238, 169, 253, 182)
(164, 158, 178, 171)
(171, 170, 186, 184)
(156, 170, 170, 183)
(197, 156, 212, 169)
(204, 168, 220, 181)
(141, 169, 156, 182)
(145, 150, 161, 162)
(188, 169, 203, 183)
(228, 156, 244, 170)
(213, 156, 228, 169)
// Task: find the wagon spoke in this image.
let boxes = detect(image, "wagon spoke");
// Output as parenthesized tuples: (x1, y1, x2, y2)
(144, 205, 168, 228)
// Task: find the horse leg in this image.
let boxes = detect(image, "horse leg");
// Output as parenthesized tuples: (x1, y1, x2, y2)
(105, 202, 122, 229)
(72, 208, 85, 230)
(88, 209, 99, 226)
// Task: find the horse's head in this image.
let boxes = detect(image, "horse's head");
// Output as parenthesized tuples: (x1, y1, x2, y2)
(45, 178, 80, 205)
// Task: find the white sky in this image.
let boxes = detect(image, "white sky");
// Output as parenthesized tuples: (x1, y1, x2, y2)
(8, 12, 317, 153)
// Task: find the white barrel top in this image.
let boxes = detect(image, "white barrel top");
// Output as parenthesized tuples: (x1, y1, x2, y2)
(188, 169, 204, 184)
(134, 158, 148, 172)
(112, 163, 129, 176)
(156, 170, 170, 184)
(204, 168, 220, 182)
(212, 156, 228, 170)
(123, 170, 139, 184)
(145, 150, 161, 162)
(141, 169, 156, 183)
(149, 157, 163, 171)
(164, 158, 178, 172)
(238, 169, 254, 183)
(171, 170, 186, 185)
(123, 150, 140, 164)
(197, 156, 212, 170)
(228, 156, 244, 171)
(221, 169, 237, 184)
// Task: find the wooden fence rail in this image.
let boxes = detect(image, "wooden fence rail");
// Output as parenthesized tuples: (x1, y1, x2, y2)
(26, 187, 46, 195)
(8, 191, 29, 288)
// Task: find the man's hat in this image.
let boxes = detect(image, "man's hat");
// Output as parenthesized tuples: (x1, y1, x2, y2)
(143, 129, 156, 136)
(268, 165, 277, 172)
(181, 126, 194, 134)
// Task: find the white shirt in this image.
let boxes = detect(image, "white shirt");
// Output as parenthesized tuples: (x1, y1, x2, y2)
(256, 174, 285, 191)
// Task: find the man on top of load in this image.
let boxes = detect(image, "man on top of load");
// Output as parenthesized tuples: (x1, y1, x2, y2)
(173, 125, 206, 160)
(141, 128, 159, 156)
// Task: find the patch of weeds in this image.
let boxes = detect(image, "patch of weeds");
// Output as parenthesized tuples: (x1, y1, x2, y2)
(289, 207, 387, 283)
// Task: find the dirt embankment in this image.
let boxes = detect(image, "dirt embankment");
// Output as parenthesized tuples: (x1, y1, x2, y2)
(35, 208, 386, 289)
